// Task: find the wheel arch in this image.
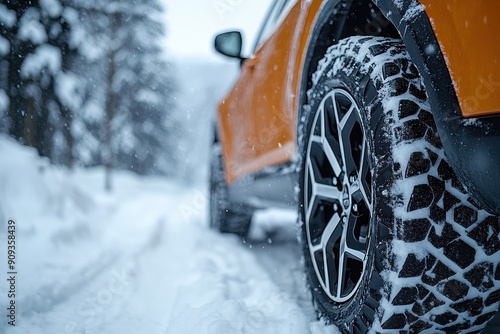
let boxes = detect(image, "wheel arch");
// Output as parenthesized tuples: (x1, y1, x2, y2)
(299, 0, 400, 104)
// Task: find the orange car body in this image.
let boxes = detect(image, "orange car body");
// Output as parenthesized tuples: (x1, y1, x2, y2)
(218, 0, 500, 184)
(421, 0, 500, 118)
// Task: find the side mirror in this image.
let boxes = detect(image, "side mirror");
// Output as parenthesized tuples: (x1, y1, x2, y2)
(214, 31, 245, 61)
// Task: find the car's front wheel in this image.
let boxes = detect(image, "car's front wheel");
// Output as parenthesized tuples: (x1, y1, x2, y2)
(298, 36, 500, 333)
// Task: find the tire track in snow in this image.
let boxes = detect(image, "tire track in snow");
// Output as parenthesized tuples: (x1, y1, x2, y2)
(19, 250, 120, 317)
(6, 191, 180, 333)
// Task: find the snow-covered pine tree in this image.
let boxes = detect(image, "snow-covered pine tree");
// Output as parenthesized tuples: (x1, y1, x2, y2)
(1, 1, 43, 145)
(72, 0, 176, 189)
(1, 0, 177, 186)
(0, 0, 83, 165)
(109, 0, 177, 176)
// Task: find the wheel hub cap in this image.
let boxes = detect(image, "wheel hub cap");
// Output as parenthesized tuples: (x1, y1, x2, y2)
(304, 89, 373, 303)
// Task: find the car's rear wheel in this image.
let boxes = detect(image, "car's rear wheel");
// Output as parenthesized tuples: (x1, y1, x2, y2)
(298, 36, 500, 333)
(210, 143, 252, 237)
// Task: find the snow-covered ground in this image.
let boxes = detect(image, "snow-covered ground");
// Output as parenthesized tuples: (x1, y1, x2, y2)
(0, 135, 340, 333)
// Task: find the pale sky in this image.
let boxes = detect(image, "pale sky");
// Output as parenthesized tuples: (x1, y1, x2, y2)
(160, 0, 274, 61)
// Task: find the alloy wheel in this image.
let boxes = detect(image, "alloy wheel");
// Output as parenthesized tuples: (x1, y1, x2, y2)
(304, 89, 373, 303)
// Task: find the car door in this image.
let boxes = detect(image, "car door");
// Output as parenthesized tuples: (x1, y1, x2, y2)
(218, 0, 300, 184)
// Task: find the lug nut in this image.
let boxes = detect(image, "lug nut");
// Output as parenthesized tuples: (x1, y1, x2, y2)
(332, 178, 338, 186)
(353, 204, 358, 212)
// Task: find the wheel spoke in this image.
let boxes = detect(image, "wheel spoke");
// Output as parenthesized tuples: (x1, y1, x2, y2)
(339, 107, 359, 176)
(320, 213, 341, 248)
(320, 105, 325, 138)
(307, 159, 316, 183)
(321, 97, 342, 177)
(315, 183, 342, 200)
(311, 135, 322, 144)
(360, 180, 372, 212)
(337, 239, 346, 298)
(322, 214, 342, 296)
(349, 180, 360, 196)
(358, 140, 372, 208)
(310, 243, 322, 253)
(332, 95, 345, 161)
(306, 160, 316, 220)
(345, 213, 367, 254)
(350, 140, 372, 212)
(345, 245, 365, 262)
(322, 137, 342, 177)
(350, 178, 372, 212)
(359, 139, 366, 178)
(323, 247, 330, 292)
(339, 105, 355, 131)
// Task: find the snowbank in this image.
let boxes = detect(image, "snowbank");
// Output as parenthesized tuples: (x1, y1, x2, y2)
(0, 135, 93, 232)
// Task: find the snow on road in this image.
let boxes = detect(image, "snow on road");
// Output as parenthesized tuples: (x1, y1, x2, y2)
(0, 136, 338, 334)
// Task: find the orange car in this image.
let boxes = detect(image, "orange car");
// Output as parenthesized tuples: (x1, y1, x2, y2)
(210, 0, 500, 332)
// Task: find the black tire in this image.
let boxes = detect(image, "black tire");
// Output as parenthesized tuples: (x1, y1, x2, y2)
(209, 143, 252, 237)
(297, 36, 500, 333)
